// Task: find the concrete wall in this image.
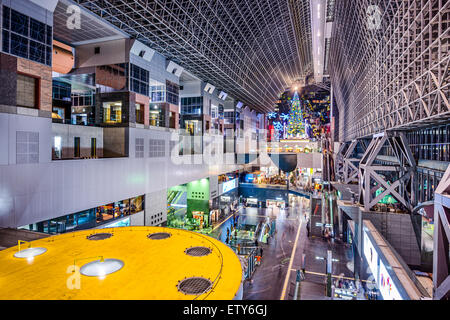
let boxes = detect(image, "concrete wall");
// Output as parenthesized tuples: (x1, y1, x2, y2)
(0, 112, 52, 165)
(144, 189, 167, 226)
(76, 39, 131, 68)
(130, 210, 145, 226)
(340, 203, 422, 267)
(0, 114, 241, 228)
(103, 127, 128, 158)
(52, 123, 103, 159)
(180, 81, 202, 97)
(0, 227, 49, 249)
(149, 51, 179, 85)
(209, 175, 219, 199)
(362, 212, 422, 267)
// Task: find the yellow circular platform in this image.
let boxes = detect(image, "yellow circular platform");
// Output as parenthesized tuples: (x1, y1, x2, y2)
(0, 227, 243, 300)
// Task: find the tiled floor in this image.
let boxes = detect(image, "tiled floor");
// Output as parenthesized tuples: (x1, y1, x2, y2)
(210, 204, 356, 300)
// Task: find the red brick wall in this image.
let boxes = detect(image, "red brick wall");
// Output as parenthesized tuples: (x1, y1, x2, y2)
(17, 57, 52, 112)
(134, 92, 150, 125)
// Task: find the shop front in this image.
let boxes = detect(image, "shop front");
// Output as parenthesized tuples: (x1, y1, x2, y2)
(245, 197, 259, 207)
(239, 183, 289, 208)
(167, 178, 212, 233)
(266, 198, 286, 208)
(241, 168, 287, 187)
(95, 195, 144, 225)
(218, 177, 239, 218)
(191, 210, 209, 230)
(21, 195, 144, 234)
(209, 196, 220, 225)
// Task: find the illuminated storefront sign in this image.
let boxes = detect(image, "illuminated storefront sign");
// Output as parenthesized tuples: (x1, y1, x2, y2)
(220, 178, 238, 194)
(363, 230, 378, 279)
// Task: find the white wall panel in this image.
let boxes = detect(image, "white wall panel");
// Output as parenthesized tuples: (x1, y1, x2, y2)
(0, 114, 244, 227)
(0, 114, 8, 165)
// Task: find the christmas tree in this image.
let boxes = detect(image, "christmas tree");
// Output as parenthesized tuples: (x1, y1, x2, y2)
(287, 92, 305, 138)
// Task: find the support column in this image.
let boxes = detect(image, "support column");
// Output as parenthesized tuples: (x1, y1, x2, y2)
(335, 139, 368, 184)
(358, 132, 416, 212)
(433, 165, 450, 300)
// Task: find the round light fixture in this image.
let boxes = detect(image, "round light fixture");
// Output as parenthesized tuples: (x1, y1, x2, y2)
(14, 247, 47, 259)
(80, 258, 124, 277)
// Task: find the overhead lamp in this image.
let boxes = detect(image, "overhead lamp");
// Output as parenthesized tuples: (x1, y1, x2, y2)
(14, 240, 47, 259)
(14, 247, 47, 259)
(79, 257, 124, 279)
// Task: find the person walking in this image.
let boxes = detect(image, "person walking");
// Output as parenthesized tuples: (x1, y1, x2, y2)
(306, 218, 311, 238)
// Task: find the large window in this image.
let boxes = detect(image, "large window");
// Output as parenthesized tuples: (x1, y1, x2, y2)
(52, 80, 71, 101)
(224, 111, 235, 124)
(150, 80, 179, 104)
(103, 101, 122, 123)
(130, 64, 149, 96)
(149, 104, 164, 127)
(184, 119, 203, 136)
(404, 125, 450, 162)
(72, 91, 94, 106)
(17, 74, 37, 108)
(181, 97, 203, 115)
(150, 83, 165, 102)
(53, 136, 62, 159)
(2, 6, 52, 66)
(166, 80, 179, 105)
(211, 105, 218, 119)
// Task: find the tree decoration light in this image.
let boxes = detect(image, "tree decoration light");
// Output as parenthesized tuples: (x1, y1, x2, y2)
(287, 91, 306, 138)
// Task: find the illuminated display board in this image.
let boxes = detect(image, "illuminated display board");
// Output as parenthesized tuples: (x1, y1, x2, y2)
(378, 261, 403, 300)
(221, 178, 238, 194)
(363, 230, 378, 279)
